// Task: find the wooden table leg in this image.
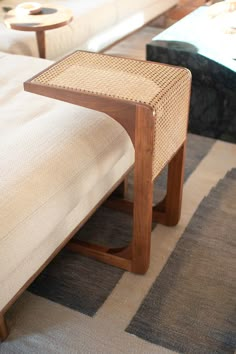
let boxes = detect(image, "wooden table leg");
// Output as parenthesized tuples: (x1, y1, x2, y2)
(164, 142, 186, 226)
(131, 106, 154, 274)
(152, 142, 186, 226)
(36, 31, 46, 59)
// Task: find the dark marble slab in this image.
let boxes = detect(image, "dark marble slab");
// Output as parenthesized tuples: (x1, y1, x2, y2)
(146, 7, 236, 143)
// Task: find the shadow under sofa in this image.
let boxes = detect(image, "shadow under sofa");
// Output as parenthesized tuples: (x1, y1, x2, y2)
(0, 51, 134, 340)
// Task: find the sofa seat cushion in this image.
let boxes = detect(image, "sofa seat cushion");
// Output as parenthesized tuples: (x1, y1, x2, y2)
(0, 52, 134, 311)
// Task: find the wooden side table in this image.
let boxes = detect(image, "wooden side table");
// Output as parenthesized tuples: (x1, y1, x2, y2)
(4, 5, 73, 58)
(24, 51, 191, 274)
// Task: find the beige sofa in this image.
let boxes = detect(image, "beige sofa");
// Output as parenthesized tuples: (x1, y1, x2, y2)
(0, 0, 177, 59)
(0, 50, 134, 340)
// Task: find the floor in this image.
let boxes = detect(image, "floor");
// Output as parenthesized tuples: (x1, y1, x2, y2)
(104, 0, 207, 60)
(168, 0, 207, 25)
(104, 26, 162, 60)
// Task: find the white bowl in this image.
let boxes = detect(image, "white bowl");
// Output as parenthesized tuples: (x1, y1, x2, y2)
(15, 2, 42, 15)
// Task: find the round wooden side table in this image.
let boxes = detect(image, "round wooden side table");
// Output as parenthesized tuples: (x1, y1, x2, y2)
(4, 5, 73, 58)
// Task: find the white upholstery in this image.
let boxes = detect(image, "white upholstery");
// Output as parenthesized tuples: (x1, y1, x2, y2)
(0, 52, 134, 312)
(0, 0, 178, 59)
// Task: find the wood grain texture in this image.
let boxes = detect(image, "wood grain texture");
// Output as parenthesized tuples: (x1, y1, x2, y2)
(164, 142, 186, 226)
(131, 106, 154, 273)
(66, 241, 132, 271)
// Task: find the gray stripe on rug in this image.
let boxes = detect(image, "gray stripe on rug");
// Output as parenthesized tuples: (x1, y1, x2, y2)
(28, 250, 124, 317)
(126, 169, 236, 354)
(28, 134, 215, 317)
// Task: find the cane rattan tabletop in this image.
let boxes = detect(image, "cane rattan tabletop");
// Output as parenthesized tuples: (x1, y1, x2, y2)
(25, 50, 191, 179)
(29, 51, 189, 114)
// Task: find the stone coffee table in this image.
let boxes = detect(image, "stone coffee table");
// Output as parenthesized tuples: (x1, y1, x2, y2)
(147, 6, 236, 143)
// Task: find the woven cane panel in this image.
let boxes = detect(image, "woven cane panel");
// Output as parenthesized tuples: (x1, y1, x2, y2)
(32, 51, 191, 179)
(152, 72, 190, 179)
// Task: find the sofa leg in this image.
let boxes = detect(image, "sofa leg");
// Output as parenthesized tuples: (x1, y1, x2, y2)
(0, 314, 9, 342)
(111, 176, 128, 199)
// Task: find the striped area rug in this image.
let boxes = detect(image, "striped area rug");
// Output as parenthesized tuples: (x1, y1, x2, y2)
(127, 168, 236, 353)
(1, 134, 235, 354)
